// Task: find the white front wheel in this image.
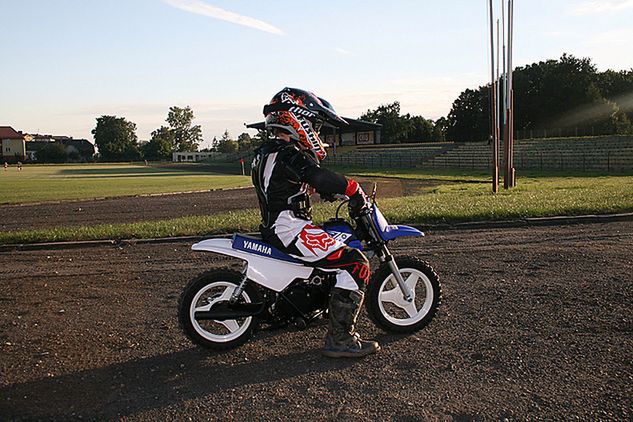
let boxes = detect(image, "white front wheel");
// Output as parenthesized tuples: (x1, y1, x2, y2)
(366, 257, 441, 333)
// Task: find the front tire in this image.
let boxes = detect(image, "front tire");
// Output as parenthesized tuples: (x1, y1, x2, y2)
(366, 257, 441, 333)
(178, 269, 260, 350)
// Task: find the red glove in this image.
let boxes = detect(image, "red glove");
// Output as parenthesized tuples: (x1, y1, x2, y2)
(346, 179, 369, 216)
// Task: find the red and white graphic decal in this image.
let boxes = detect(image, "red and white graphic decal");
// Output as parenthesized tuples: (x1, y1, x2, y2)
(299, 225, 338, 255)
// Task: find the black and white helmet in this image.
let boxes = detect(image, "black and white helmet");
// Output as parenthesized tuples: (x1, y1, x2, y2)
(263, 87, 347, 160)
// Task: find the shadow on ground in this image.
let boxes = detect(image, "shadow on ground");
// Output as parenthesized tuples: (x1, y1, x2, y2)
(0, 332, 407, 420)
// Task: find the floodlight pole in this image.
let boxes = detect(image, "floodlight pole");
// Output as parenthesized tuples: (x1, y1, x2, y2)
(509, 0, 515, 187)
(496, 18, 501, 188)
(503, 0, 516, 188)
(488, 0, 499, 193)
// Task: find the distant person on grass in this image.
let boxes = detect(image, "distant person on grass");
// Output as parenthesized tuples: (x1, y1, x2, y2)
(251, 87, 379, 358)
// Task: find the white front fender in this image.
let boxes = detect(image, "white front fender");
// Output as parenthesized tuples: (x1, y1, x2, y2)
(192, 239, 313, 292)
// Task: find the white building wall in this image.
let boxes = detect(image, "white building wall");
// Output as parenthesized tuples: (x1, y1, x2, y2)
(341, 132, 356, 146)
(2, 139, 26, 158)
(172, 152, 214, 162)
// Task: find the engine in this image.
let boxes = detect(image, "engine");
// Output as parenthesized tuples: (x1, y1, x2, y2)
(271, 274, 333, 322)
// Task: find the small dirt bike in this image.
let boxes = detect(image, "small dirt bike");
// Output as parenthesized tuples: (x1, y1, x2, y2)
(178, 187, 441, 350)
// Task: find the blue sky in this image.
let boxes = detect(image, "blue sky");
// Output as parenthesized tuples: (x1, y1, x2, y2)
(1, 0, 632, 149)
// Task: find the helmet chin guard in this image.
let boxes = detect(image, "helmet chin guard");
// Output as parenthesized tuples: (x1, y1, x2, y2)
(264, 87, 348, 161)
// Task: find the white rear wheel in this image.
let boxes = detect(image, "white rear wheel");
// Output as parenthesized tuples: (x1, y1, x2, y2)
(189, 281, 253, 343)
(178, 270, 260, 350)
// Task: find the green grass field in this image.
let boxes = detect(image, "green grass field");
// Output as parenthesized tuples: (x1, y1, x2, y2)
(1, 164, 632, 245)
(0, 163, 250, 204)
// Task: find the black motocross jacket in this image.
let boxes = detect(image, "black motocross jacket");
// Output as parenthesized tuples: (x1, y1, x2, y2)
(251, 139, 350, 239)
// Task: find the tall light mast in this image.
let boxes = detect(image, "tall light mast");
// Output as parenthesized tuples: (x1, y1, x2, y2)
(487, 0, 515, 190)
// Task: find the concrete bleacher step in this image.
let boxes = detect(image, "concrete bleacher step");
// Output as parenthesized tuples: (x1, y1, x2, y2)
(424, 136, 633, 171)
(325, 137, 633, 171)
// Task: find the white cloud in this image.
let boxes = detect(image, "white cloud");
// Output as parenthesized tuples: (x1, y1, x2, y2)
(570, 0, 633, 15)
(163, 0, 284, 35)
(335, 47, 351, 55)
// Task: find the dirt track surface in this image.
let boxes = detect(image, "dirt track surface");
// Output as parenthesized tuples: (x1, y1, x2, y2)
(0, 178, 425, 232)
(1, 221, 632, 420)
(0, 188, 258, 232)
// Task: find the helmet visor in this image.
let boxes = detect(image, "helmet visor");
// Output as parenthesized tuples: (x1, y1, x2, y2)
(317, 96, 348, 126)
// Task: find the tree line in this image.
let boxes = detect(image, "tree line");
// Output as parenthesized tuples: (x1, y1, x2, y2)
(91, 106, 262, 161)
(359, 102, 446, 144)
(93, 53, 633, 161)
(446, 54, 633, 142)
(210, 130, 265, 154)
(358, 54, 633, 143)
(92, 106, 203, 161)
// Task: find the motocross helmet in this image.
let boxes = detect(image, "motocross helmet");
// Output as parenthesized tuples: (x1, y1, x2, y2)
(264, 87, 348, 161)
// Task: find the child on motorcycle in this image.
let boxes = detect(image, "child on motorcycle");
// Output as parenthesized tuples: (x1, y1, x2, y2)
(251, 87, 380, 358)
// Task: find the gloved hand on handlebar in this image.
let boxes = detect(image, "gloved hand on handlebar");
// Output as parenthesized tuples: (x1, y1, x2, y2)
(346, 180, 370, 217)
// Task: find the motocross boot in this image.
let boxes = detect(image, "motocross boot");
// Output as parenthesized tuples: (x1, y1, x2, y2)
(322, 288, 380, 358)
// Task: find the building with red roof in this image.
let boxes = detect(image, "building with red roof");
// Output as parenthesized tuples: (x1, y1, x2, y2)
(0, 126, 30, 163)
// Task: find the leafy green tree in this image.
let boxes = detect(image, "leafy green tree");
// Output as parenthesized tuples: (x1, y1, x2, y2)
(549, 83, 633, 135)
(215, 130, 238, 153)
(360, 102, 412, 143)
(446, 54, 633, 140)
(595, 69, 633, 100)
(514, 54, 632, 135)
(92, 115, 140, 161)
(166, 106, 203, 152)
(407, 115, 436, 142)
(446, 88, 490, 141)
(237, 132, 253, 151)
(36, 143, 68, 163)
(142, 126, 174, 161)
(512, 54, 598, 132)
(359, 102, 443, 143)
(596, 69, 633, 122)
(67, 149, 81, 162)
(433, 117, 448, 141)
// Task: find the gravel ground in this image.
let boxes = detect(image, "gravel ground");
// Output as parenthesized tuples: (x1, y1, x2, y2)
(1, 221, 632, 420)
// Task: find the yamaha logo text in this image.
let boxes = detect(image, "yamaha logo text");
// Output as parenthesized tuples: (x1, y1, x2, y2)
(243, 240, 272, 255)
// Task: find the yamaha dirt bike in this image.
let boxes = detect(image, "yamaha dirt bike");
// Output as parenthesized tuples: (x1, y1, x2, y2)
(178, 187, 441, 350)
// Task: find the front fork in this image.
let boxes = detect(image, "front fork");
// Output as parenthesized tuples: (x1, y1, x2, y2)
(381, 245, 414, 302)
(359, 211, 414, 302)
